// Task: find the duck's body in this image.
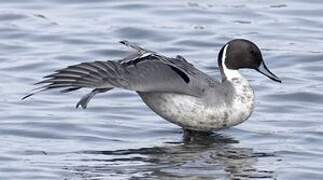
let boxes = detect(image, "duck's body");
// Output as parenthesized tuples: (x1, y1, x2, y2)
(139, 71, 254, 131)
(24, 39, 280, 132)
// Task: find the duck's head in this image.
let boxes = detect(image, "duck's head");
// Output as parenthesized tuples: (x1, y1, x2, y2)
(218, 39, 281, 83)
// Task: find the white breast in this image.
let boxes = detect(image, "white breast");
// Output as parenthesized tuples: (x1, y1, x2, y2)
(139, 78, 254, 131)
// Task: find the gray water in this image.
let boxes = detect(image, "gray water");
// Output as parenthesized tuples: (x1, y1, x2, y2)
(1, 0, 323, 179)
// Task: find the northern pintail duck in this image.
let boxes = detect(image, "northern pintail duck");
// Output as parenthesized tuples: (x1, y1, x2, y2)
(24, 39, 281, 132)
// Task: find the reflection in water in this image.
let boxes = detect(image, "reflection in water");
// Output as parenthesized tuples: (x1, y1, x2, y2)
(64, 133, 275, 179)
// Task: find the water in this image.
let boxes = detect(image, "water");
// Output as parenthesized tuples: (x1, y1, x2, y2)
(1, 0, 323, 179)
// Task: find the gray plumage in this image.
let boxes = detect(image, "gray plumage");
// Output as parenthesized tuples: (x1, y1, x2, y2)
(24, 41, 218, 107)
(23, 39, 281, 132)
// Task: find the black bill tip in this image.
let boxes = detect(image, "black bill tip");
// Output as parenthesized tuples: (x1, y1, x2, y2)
(256, 62, 282, 83)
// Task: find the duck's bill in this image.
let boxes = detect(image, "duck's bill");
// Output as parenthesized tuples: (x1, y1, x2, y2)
(256, 62, 282, 83)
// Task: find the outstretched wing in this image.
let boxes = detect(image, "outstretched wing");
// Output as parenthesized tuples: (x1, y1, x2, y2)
(23, 41, 210, 102)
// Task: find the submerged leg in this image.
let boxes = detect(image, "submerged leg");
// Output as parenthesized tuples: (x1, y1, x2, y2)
(183, 129, 212, 136)
(76, 88, 112, 109)
(183, 128, 213, 142)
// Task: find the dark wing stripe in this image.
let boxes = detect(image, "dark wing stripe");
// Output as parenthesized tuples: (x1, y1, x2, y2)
(60, 87, 82, 93)
(119, 53, 191, 84)
(169, 65, 190, 83)
(23, 41, 198, 100)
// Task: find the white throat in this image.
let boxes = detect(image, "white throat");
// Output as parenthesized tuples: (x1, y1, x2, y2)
(220, 44, 255, 127)
(221, 44, 243, 81)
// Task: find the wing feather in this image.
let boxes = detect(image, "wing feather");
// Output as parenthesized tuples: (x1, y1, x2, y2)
(23, 41, 211, 100)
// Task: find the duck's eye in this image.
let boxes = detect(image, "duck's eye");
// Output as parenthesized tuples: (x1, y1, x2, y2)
(250, 50, 257, 56)
(250, 49, 261, 58)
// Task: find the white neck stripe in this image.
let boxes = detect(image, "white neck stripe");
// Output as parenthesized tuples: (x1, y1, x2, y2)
(221, 44, 242, 81)
(221, 44, 229, 69)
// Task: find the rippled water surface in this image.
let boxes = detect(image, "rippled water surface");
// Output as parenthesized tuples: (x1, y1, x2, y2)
(1, 0, 323, 179)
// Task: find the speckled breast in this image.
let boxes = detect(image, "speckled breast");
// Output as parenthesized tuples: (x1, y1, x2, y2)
(138, 92, 254, 131)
